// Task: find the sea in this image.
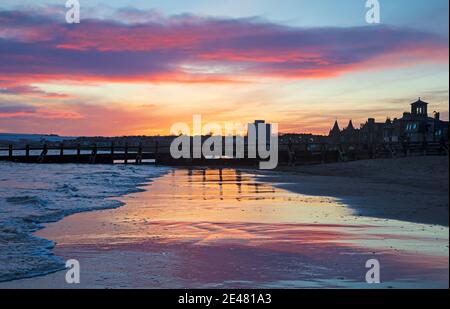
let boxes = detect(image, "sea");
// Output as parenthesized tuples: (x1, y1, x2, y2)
(0, 162, 168, 282)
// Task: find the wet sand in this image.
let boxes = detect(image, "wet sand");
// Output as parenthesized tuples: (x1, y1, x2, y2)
(266, 156, 449, 226)
(1, 167, 447, 288)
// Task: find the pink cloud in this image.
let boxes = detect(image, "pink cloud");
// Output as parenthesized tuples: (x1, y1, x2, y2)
(0, 9, 447, 87)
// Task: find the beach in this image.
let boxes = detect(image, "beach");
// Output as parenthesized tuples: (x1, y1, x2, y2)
(0, 157, 448, 288)
(266, 156, 449, 226)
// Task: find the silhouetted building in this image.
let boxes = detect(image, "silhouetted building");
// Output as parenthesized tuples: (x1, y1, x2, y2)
(360, 118, 384, 145)
(383, 98, 449, 143)
(328, 98, 449, 145)
(341, 120, 359, 144)
(328, 120, 341, 144)
(248, 120, 272, 147)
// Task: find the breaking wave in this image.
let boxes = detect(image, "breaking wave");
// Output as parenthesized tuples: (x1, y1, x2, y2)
(0, 162, 168, 282)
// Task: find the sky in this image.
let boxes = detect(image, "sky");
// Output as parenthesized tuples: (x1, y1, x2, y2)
(0, 0, 448, 136)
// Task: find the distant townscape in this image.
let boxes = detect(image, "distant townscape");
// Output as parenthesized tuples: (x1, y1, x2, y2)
(1, 98, 448, 166)
(328, 98, 448, 145)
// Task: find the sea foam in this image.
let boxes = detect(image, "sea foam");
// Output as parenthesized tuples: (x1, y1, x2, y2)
(0, 162, 168, 282)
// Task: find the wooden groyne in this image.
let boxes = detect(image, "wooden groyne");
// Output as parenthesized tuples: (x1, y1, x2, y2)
(0, 141, 447, 166)
(0, 143, 156, 164)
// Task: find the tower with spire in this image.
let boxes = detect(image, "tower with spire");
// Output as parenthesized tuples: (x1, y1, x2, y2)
(328, 120, 341, 144)
(342, 119, 358, 143)
(329, 120, 340, 135)
(410, 97, 428, 118)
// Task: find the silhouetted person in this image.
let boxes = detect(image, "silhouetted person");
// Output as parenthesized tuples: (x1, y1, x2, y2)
(89, 145, 97, 164)
(287, 140, 296, 166)
(135, 143, 143, 165)
(439, 136, 448, 155)
(422, 138, 428, 155)
(37, 144, 48, 163)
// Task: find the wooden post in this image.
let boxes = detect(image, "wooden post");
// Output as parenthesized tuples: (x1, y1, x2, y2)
(110, 141, 115, 163)
(154, 140, 159, 164)
(124, 143, 128, 164)
(136, 142, 143, 165)
(60, 143, 64, 156)
(25, 144, 30, 157)
(77, 144, 81, 161)
(8, 144, 12, 159)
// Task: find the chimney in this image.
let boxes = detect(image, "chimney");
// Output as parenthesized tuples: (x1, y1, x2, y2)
(434, 112, 440, 120)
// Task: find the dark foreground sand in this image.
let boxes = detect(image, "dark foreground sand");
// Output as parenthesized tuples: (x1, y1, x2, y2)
(261, 156, 449, 226)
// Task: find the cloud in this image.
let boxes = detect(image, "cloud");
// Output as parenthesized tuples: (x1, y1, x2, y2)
(0, 101, 169, 136)
(0, 7, 448, 136)
(0, 104, 36, 116)
(0, 9, 447, 87)
(0, 82, 72, 99)
(0, 103, 81, 119)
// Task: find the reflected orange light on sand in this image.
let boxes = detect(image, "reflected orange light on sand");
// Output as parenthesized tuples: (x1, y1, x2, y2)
(39, 169, 447, 255)
(34, 168, 448, 288)
(117, 169, 351, 226)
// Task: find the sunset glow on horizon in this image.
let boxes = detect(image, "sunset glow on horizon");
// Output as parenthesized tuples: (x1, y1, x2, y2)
(0, 0, 448, 136)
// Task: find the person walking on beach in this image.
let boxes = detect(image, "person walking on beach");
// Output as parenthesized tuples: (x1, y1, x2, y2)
(287, 140, 296, 166)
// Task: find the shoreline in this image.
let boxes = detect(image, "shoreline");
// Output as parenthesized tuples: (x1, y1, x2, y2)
(0, 163, 170, 283)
